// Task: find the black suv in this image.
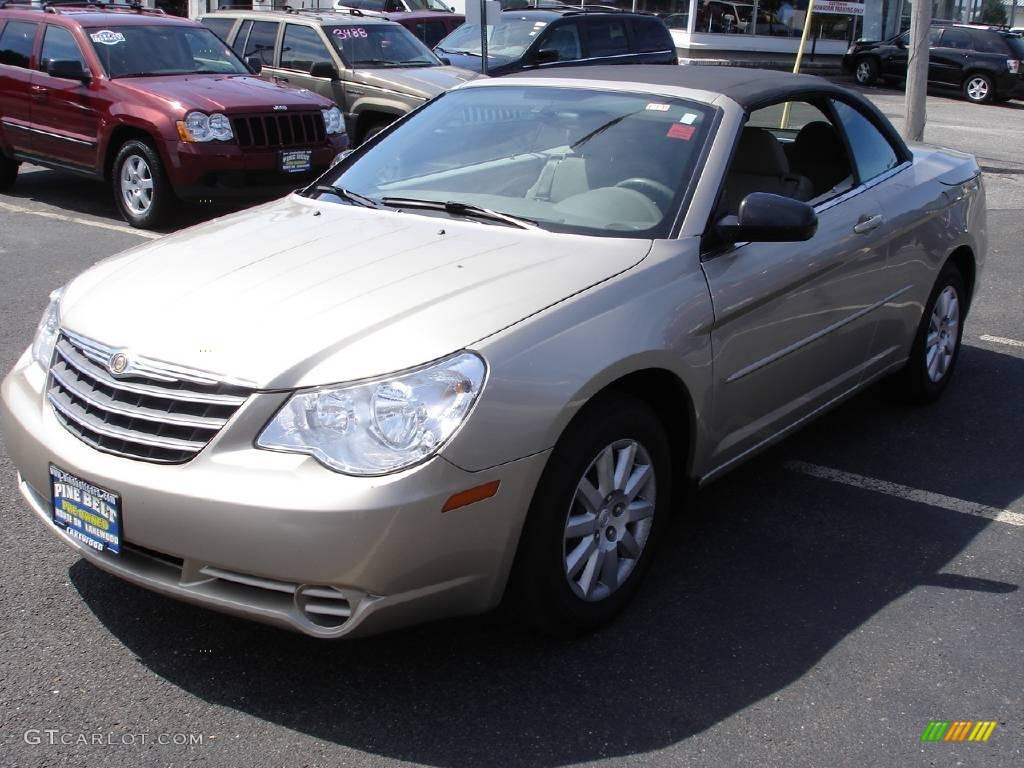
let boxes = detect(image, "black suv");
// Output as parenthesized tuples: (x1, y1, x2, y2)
(843, 24, 1024, 103)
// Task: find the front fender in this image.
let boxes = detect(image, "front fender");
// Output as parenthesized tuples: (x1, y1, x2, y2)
(442, 239, 715, 476)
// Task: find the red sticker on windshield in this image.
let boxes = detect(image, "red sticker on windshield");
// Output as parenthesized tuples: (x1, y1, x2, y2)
(666, 124, 696, 141)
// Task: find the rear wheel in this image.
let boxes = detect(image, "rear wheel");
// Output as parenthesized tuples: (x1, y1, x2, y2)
(963, 73, 994, 104)
(888, 262, 966, 404)
(855, 57, 880, 86)
(112, 139, 174, 229)
(0, 155, 18, 190)
(508, 393, 672, 636)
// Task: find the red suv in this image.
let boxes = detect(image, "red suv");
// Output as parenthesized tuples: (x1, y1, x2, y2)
(0, 2, 349, 228)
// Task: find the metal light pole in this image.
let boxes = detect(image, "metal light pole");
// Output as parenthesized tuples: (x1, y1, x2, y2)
(903, 0, 932, 142)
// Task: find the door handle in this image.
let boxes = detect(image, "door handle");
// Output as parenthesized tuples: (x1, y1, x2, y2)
(275, 75, 290, 83)
(30, 85, 48, 101)
(853, 214, 883, 234)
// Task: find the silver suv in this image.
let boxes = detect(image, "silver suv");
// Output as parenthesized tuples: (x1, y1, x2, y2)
(200, 8, 481, 143)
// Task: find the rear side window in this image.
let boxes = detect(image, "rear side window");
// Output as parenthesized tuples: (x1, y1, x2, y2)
(1005, 35, 1024, 59)
(0, 20, 38, 69)
(39, 25, 86, 72)
(832, 101, 900, 183)
(586, 18, 629, 57)
(538, 21, 582, 61)
(201, 17, 235, 41)
(971, 31, 1009, 54)
(939, 29, 972, 50)
(280, 24, 332, 72)
(631, 18, 672, 53)
(244, 20, 279, 66)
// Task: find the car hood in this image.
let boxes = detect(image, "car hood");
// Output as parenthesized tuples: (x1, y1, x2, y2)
(116, 74, 331, 113)
(353, 65, 484, 98)
(59, 195, 652, 389)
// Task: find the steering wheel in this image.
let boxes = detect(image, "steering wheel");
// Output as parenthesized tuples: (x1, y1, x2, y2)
(614, 178, 674, 212)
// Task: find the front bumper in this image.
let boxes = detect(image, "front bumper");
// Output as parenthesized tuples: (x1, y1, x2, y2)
(0, 351, 548, 638)
(164, 135, 348, 201)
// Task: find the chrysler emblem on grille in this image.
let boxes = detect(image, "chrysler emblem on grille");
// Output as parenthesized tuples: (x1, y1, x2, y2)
(108, 352, 128, 375)
(273, 105, 288, 111)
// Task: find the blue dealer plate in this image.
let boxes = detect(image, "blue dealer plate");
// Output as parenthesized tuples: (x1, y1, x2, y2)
(280, 149, 312, 174)
(50, 465, 121, 556)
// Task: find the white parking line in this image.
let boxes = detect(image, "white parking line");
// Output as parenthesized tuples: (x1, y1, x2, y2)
(785, 461, 1024, 527)
(0, 201, 159, 239)
(979, 334, 1024, 349)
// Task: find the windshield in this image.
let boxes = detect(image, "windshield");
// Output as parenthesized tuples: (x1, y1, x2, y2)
(327, 24, 440, 67)
(322, 86, 714, 238)
(86, 25, 249, 78)
(437, 19, 546, 58)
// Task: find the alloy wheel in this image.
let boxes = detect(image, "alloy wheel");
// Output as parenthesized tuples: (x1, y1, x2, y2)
(966, 76, 990, 102)
(120, 154, 154, 215)
(925, 285, 960, 383)
(563, 439, 656, 603)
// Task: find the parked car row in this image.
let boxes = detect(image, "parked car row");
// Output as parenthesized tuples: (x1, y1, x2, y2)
(843, 23, 1024, 104)
(1, 2, 679, 229)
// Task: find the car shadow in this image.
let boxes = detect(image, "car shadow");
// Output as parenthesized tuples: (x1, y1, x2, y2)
(5, 166, 258, 233)
(69, 343, 1021, 767)
(836, 76, 1024, 108)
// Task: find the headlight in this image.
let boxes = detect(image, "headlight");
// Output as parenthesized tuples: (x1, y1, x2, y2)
(31, 287, 64, 369)
(177, 111, 233, 142)
(322, 106, 345, 135)
(257, 352, 486, 475)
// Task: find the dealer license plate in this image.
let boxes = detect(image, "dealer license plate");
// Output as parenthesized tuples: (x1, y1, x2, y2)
(50, 465, 121, 556)
(280, 149, 312, 174)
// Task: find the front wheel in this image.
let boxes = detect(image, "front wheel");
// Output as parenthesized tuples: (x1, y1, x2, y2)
(0, 154, 18, 191)
(963, 73, 994, 104)
(508, 393, 672, 635)
(112, 139, 174, 229)
(887, 262, 966, 404)
(855, 57, 880, 86)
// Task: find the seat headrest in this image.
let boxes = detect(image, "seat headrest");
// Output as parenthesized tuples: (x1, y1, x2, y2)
(794, 121, 843, 154)
(732, 127, 790, 175)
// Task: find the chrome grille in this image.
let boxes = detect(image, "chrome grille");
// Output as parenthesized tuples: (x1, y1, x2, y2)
(232, 112, 327, 149)
(47, 331, 253, 464)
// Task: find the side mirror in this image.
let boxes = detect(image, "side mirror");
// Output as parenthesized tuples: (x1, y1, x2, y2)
(715, 193, 817, 243)
(309, 61, 339, 79)
(46, 59, 90, 83)
(533, 48, 559, 65)
(438, 55, 451, 65)
(245, 55, 263, 75)
(895, 37, 906, 48)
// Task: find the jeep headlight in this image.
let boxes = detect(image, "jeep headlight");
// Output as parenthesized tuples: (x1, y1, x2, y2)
(322, 106, 345, 135)
(31, 287, 64, 369)
(177, 111, 234, 142)
(257, 352, 486, 475)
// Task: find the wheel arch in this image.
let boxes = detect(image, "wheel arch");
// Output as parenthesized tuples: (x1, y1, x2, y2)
(947, 244, 977, 307)
(103, 124, 161, 182)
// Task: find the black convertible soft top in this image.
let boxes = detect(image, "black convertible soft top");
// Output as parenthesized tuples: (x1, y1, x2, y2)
(513, 65, 851, 109)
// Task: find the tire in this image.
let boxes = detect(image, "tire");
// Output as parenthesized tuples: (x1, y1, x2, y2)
(508, 392, 672, 636)
(887, 262, 967, 405)
(963, 73, 994, 104)
(360, 120, 391, 145)
(112, 139, 174, 229)
(0, 155, 18, 191)
(854, 57, 880, 86)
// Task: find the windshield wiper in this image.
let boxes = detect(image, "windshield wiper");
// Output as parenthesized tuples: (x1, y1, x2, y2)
(306, 184, 388, 209)
(438, 48, 482, 57)
(381, 197, 538, 229)
(570, 108, 644, 150)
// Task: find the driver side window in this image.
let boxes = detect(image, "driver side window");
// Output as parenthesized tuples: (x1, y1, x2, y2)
(538, 22, 582, 62)
(722, 100, 854, 215)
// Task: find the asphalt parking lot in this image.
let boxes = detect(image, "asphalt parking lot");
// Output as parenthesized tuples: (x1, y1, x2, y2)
(1, 84, 1021, 768)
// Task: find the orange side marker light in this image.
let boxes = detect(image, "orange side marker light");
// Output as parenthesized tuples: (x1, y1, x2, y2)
(442, 481, 500, 513)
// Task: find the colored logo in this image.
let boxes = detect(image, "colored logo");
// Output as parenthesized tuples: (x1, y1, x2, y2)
(921, 721, 997, 742)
